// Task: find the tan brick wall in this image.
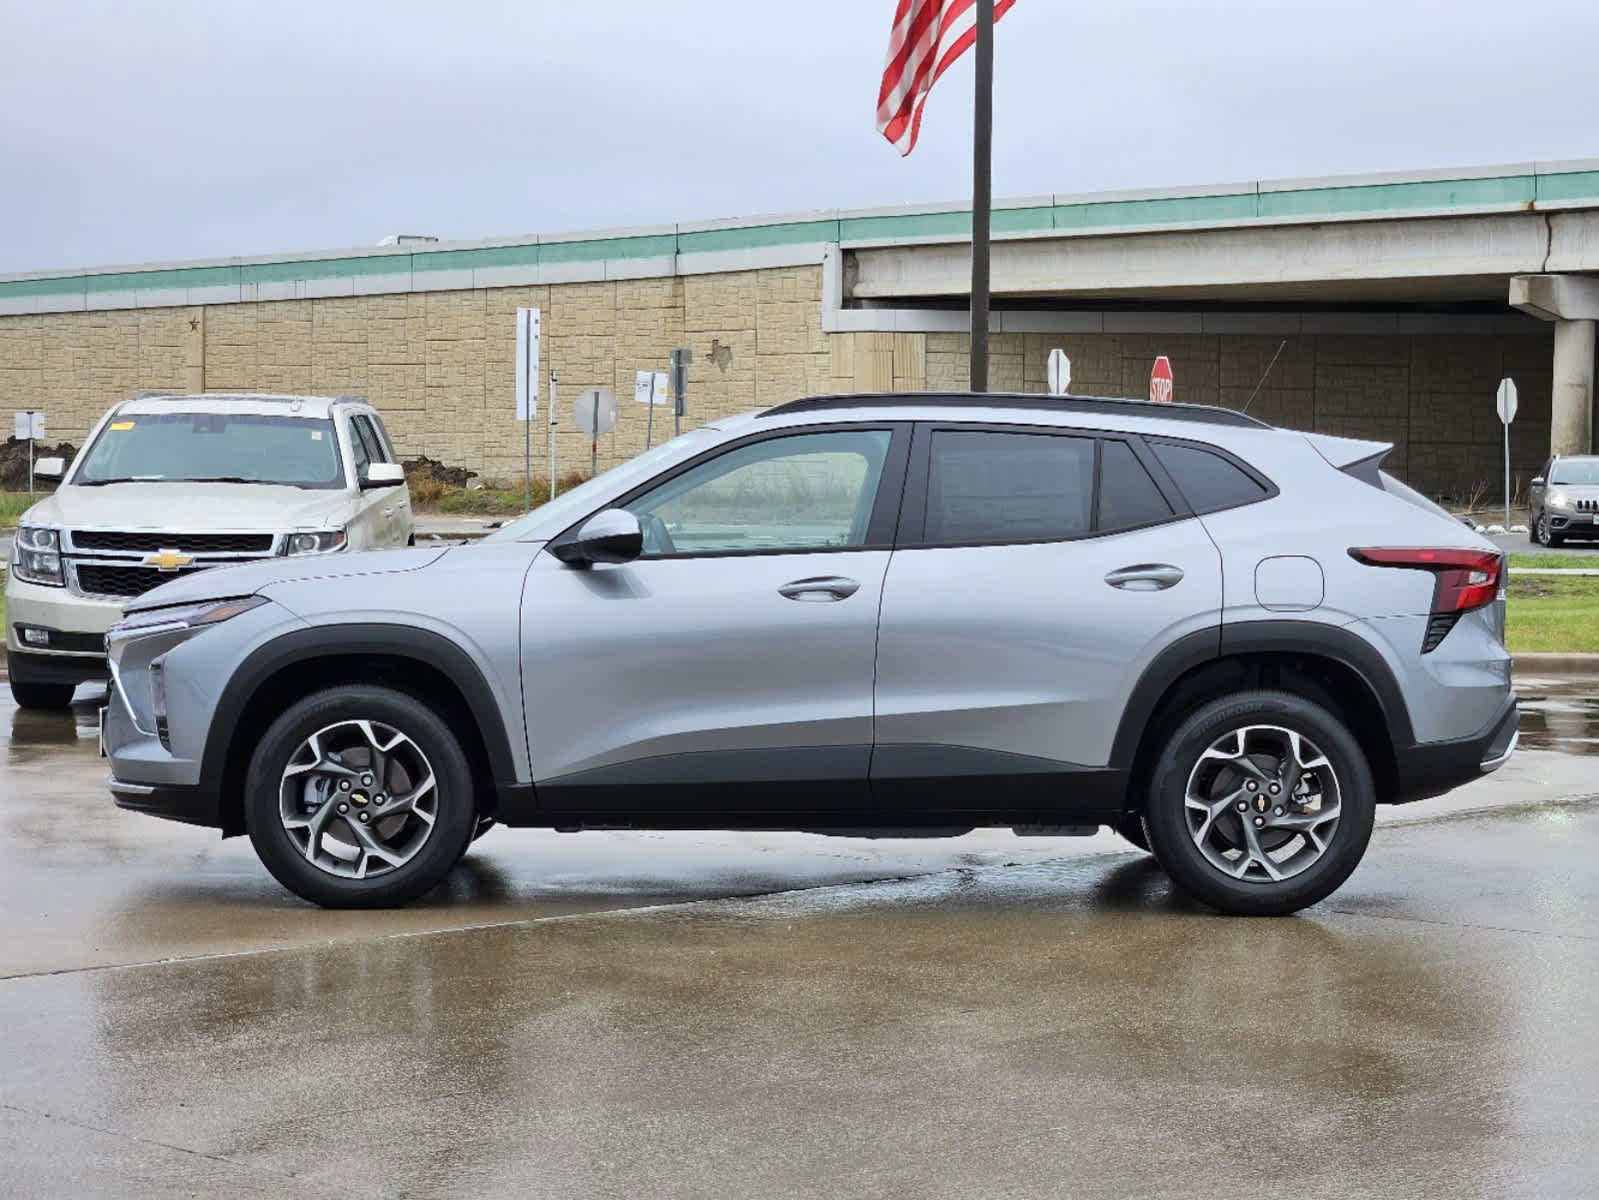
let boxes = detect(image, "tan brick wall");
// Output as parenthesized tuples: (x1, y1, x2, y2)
(0, 267, 834, 485)
(0, 271, 1557, 499)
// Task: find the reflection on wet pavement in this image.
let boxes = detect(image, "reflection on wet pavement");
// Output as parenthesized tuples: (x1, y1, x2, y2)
(1514, 673, 1599, 755)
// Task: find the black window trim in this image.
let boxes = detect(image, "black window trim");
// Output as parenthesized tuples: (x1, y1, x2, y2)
(895, 420, 1196, 551)
(1141, 434, 1279, 516)
(548, 421, 915, 562)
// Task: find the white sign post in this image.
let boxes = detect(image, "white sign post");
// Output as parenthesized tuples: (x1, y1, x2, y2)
(1497, 377, 1518, 531)
(635, 369, 669, 448)
(1046, 349, 1072, 396)
(15, 411, 44, 495)
(575, 387, 618, 479)
(515, 308, 541, 510)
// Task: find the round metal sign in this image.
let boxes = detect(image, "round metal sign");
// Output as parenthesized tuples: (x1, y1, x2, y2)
(574, 387, 618, 435)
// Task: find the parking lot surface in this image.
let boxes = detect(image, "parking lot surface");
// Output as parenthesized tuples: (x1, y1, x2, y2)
(2, 672, 1597, 1198)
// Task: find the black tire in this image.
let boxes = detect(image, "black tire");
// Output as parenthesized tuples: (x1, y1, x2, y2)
(1529, 511, 1545, 546)
(10, 680, 76, 710)
(244, 685, 478, 908)
(1113, 814, 1151, 853)
(1142, 690, 1375, 916)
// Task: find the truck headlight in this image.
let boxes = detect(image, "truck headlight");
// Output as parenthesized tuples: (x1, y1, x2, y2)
(11, 526, 64, 586)
(284, 529, 348, 555)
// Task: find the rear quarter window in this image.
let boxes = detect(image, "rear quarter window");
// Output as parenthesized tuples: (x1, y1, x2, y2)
(1151, 441, 1269, 514)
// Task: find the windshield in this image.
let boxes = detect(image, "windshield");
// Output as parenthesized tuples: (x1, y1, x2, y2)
(1551, 459, 1599, 486)
(484, 426, 723, 542)
(73, 412, 346, 489)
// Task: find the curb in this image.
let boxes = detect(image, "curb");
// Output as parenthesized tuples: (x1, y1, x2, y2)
(1512, 653, 1599, 673)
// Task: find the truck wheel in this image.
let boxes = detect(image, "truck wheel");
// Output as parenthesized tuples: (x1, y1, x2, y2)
(244, 685, 477, 908)
(9, 681, 76, 710)
(1142, 690, 1375, 916)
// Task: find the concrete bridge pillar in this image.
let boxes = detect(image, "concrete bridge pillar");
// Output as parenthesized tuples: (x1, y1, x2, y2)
(1510, 274, 1599, 455)
(1551, 319, 1596, 455)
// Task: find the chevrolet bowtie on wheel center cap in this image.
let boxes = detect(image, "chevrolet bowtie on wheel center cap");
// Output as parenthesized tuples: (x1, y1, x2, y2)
(1185, 725, 1341, 882)
(280, 719, 439, 879)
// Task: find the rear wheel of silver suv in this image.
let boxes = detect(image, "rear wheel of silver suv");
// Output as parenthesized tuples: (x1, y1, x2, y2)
(1142, 691, 1375, 916)
(244, 685, 477, 908)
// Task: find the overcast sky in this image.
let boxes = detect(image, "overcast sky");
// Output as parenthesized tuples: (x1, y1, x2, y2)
(1, 0, 1596, 274)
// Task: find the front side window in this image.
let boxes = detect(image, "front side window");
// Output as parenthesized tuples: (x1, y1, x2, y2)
(73, 412, 345, 490)
(352, 415, 391, 465)
(925, 430, 1094, 544)
(625, 429, 892, 556)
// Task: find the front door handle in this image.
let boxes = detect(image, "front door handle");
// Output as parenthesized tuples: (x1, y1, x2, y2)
(1105, 563, 1184, 591)
(779, 576, 861, 602)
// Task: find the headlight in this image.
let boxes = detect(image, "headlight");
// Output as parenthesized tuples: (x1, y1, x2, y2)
(284, 529, 347, 556)
(113, 595, 270, 638)
(1549, 492, 1569, 508)
(11, 525, 63, 586)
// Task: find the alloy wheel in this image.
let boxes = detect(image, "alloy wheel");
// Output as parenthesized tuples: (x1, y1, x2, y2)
(278, 719, 439, 879)
(1183, 724, 1342, 883)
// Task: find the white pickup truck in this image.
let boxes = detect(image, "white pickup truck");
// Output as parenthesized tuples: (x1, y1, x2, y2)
(5, 392, 413, 708)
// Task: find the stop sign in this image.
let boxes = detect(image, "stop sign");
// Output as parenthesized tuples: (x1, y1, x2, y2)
(1150, 356, 1174, 404)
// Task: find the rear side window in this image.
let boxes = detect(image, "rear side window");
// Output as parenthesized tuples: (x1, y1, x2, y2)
(1098, 440, 1174, 531)
(1151, 442, 1268, 514)
(925, 430, 1093, 544)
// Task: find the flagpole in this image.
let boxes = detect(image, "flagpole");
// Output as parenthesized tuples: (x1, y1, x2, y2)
(970, 0, 994, 393)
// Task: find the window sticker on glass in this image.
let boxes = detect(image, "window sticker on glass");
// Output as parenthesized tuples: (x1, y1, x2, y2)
(110, 421, 135, 430)
(311, 431, 323, 440)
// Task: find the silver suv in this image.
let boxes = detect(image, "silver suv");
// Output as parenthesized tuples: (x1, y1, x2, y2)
(7, 393, 413, 709)
(103, 394, 1517, 916)
(1529, 454, 1599, 546)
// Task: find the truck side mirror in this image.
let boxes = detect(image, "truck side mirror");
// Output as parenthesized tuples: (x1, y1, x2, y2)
(33, 457, 65, 481)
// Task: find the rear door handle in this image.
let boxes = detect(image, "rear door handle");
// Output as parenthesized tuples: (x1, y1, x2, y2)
(779, 576, 861, 602)
(1105, 563, 1184, 591)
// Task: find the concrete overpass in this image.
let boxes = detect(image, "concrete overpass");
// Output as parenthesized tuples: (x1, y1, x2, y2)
(824, 161, 1599, 459)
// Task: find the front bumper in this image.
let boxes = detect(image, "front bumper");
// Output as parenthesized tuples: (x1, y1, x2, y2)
(1393, 696, 1519, 804)
(5, 572, 123, 659)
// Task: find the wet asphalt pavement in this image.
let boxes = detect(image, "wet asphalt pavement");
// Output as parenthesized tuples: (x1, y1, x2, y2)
(2, 674, 1598, 1198)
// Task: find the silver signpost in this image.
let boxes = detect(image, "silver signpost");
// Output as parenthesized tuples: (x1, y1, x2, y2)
(1496, 377, 1518, 530)
(574, 387, 618, 478)
(515, 308, 540, 511)
(15, 411, 44, 495)
(548, 370, 559, 501)
(669, 348, 691, 438)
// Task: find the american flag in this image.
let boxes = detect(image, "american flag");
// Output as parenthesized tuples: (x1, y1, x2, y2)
(877, 0, 1016, 156)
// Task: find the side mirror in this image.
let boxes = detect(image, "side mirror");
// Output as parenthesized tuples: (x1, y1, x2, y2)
(1531, 477, 1545, 487)
(33, 457, 65, 481)
(361, 462, 406, 489)
(552, 508, 642, 567)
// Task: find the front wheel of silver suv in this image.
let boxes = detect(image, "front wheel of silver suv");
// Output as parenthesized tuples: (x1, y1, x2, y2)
(244, 685, 478, 908)
(1142, 691, 1376, 916)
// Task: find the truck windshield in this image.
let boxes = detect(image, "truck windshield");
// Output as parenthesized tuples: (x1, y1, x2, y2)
(1550, 460, 1599, 485)
(73, 413, 345, 489)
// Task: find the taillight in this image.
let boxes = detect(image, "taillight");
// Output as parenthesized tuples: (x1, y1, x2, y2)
(1348, 547, 1504, 653)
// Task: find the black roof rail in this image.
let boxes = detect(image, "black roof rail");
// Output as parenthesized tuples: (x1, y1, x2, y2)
(759, 392, 1271, 429)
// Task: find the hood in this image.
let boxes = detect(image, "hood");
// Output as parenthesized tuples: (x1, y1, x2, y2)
(126, 546, 450, 612)
(28, 481, 354, 532)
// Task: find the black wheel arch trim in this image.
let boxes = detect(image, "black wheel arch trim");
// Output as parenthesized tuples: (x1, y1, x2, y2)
(1109, 619, 1416, 774)
(200, 623, 524, 811)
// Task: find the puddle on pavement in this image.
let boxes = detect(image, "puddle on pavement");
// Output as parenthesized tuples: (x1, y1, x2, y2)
(1513, 674, 1599, 755)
